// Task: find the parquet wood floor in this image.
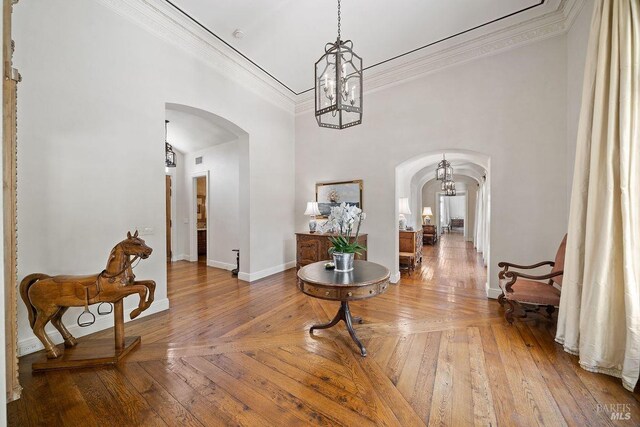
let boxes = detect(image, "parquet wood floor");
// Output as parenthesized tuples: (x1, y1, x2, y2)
(8, 233, 640, 426)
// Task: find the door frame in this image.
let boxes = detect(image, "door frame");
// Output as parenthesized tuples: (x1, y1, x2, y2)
(435, 190, 467, 236)
(190, 171, 210, 263)
(165, 172, 177, 262)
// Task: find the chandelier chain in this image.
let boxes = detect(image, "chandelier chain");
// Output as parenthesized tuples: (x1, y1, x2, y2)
(337, 0, 341, 41)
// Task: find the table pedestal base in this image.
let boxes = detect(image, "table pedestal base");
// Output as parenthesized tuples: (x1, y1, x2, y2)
(310, 301, 367, 356)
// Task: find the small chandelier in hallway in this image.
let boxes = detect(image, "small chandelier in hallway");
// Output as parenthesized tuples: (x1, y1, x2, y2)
(165, 120, 176, 168)
(314, 0, 363, 129)
(443, 180, 456, 196)
(436, 154, 453, 181)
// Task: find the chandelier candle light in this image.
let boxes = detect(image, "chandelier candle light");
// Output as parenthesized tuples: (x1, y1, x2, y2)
(304, 201, 322, 233)
(315, 0, 363, 129)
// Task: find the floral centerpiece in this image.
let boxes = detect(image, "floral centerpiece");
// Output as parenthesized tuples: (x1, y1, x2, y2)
(326, 203, 366, 272)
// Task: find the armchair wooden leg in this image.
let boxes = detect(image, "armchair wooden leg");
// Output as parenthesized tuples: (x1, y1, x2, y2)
(505, 300, 516, 325)
(497, 293, 506, 306)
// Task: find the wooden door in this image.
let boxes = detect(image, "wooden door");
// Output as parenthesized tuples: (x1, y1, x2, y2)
(165, 175, 172, 262)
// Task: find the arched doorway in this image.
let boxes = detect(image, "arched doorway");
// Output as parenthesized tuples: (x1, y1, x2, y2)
(164, 103, 250, 277)
(395, 150, 491, 294)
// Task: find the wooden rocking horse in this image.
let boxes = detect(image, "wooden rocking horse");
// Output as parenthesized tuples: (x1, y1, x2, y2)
(20, 231, 156, 370)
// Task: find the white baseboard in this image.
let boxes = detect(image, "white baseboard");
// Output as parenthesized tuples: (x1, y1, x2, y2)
(17, 298, 170, 357)
(173, 254, 190, 261)
(390, 271, 401, 284)
(238, 261, 296, 283)
(207, 260, 236, 271)
(486, 284, 502, 300)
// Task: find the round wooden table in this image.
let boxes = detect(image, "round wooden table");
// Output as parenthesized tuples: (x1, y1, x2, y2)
(297, 260, 390, 356)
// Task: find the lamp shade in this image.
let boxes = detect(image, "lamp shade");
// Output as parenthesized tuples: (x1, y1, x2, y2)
(422, 207, 433, 216)
(398, 198, 411, 215)
(304, 202, 321, 216)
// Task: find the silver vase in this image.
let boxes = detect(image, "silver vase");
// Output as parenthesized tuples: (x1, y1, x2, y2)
(333, 252, 355, 272)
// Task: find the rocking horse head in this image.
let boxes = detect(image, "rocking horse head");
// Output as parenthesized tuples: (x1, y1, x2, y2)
(121, 230, 153, 259)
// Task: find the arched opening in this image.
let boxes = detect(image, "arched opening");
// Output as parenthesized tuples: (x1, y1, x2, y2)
(395, 150, 491, 294)
(164, 103, 250, 281)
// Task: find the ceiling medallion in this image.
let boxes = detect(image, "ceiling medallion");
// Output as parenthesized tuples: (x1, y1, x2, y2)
(315, 0, 363, 129)
(165, 120, 176, 168)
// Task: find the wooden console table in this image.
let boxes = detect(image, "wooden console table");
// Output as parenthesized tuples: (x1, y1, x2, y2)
(297, 260, 389, 356)
(296, 232, 367, 270)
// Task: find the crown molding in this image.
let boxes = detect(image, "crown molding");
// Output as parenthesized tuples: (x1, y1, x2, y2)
(94, 0, 584, 117)
(95, 0, 297, 113)
(295, 0, 585, 114)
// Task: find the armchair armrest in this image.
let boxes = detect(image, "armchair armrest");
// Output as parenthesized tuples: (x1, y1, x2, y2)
(497, 260, 555, 278)
(503, 270, 563, 292)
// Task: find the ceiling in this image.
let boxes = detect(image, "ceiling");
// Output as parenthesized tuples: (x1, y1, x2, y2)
(165, 106, 238, 154)
(167, 0, 547, 94)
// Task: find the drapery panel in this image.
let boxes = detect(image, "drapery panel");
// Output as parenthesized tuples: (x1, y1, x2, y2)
(556, 0, 639, 391)
(474, 183, 487, 259)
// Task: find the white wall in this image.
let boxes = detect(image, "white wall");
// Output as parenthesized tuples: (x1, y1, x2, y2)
(181, 141, 241, 269)
(566, 0, 594, 209)
(13, 0, 295, 355)
(296, 35, 568, 295)
(448, 196, 465, 219)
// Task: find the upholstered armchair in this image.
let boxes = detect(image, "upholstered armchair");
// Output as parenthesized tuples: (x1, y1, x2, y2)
(497, 234, 567, 324)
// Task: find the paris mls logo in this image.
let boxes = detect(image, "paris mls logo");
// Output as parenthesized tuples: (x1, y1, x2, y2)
(597, 403, 632, 421)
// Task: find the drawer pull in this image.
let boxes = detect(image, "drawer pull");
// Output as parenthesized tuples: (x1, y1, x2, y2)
(347, 292, 353, 297)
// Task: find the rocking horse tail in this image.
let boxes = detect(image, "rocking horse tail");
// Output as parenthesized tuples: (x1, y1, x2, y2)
(20, 273, 50, 328)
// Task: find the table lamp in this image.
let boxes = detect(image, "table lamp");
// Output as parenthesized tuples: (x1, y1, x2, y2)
(422, 207, 433, 224)
(304, 201, 321, 233)
(398, 198, 411, 230)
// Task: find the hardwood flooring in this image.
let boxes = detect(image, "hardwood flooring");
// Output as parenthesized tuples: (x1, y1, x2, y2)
(8, 233, 640, 426)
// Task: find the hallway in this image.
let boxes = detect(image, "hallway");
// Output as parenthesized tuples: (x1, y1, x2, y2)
(402, 231, 487, 293)
(9, 235, 640, 426)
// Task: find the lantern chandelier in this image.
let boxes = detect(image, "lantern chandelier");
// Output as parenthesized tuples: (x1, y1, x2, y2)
(441, 179, 455, 192)
(436, 154, 453, 181)
(314, 0, 363, 129)
(165, 120, 176, 168)
(443, 179, 456, 196)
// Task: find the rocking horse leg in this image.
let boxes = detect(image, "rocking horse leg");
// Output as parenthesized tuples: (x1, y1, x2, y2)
(136, 280, 156, 308)
(33, 306, 62, 359)
(128, 284, 150, 319)
(50, 307, 77, 348)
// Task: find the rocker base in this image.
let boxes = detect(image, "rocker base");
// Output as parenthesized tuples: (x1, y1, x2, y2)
(31, 336, 140, 372)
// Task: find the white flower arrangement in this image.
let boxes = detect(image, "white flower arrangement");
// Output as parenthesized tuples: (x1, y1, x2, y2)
(325, 203, 366, 255)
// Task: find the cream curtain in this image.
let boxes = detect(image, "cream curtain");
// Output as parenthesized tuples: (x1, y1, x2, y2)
(474, 183, 486, 259)
(441, 195, 451, 229)
(556, 0, 639, 391)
